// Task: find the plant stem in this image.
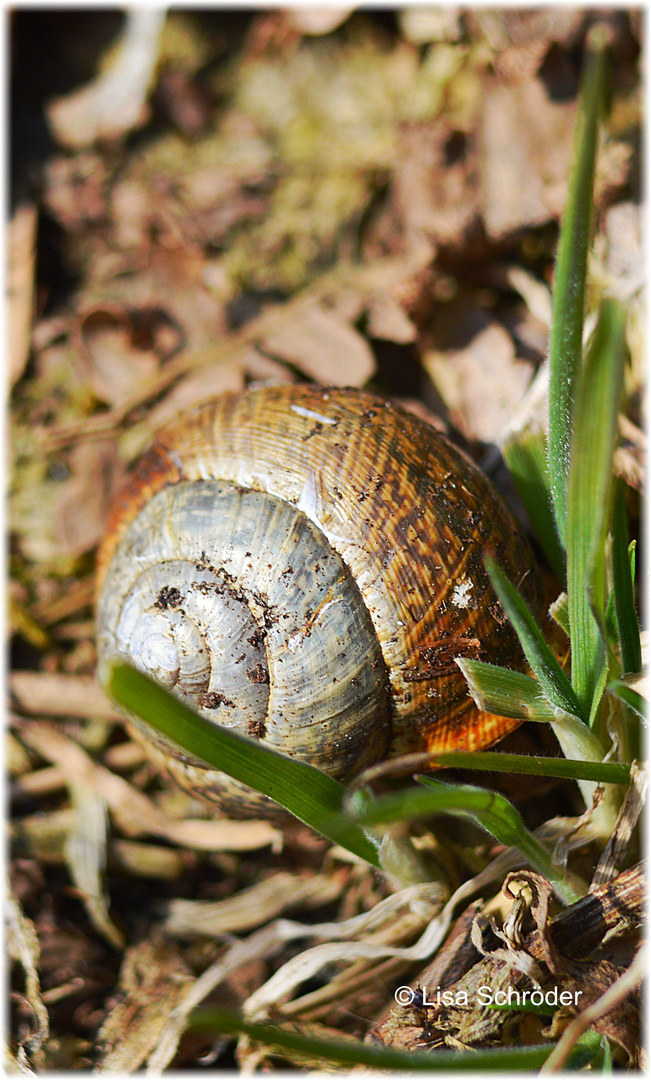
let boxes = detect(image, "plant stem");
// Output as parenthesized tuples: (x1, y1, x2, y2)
(550, 710, 620, 831)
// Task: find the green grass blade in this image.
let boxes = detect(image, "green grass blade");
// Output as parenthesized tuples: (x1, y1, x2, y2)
(611, 483, 642, 673)
(566, 300, 627, 722)
(189, 1007, 600, 1070)
(457, 658, 606, 767)
(417, 778, 583, 903)
(502, 428, 566, 581)
(548, 28, 610, 544)
(457, 660, 556, 722)
(333, 779, 582, 904)
(425, 750, 631, 785)
(549, 592, 570, 636)
(599, 1033, 614, 1072)
(485, 555, 583, 720)
(607, 679, 646, 722)
(103, 660, 381, 867)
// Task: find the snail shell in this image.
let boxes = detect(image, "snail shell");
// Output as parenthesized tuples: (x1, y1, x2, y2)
(96, 384, 545, 817)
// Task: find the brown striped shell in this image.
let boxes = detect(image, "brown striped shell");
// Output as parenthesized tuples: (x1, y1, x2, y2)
(96, 384, 545, 817)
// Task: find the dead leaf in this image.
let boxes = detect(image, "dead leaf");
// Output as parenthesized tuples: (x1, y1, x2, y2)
(146, 349, 293, 431)
(7, 889, 49, 1067)
(42, 153, 108, 230)
(7, 202, 37, 386)
(614, 415, 645, 492)
(109, 840, 189, 881)
(366, 294, 418, 343)
(31, 579, 96, 627)
(543, 949, 644, 1071)
(145, 923, 300, 1071)
(423, 314, 534, 442)
(47, 10, 165, 149)
(468, 9, 585, 53)
(392, 121, 479, 247)
(262, 302, 376, 385)
(503, 872, 558, 974)
(286, 8, 353, 36)
(78, 244, 229, 362)
(65, 783, 124, 949)
(590, 764, 646, 889)
(73, 304, 183, 406)
(370, 901, 483, 1046)
(97, 934, 194, 1072)
(374, 864, 643, 1059)
(604, 200, 644, 295)
(479, 74, 576, 239)
(492, 40, 550, 85)
(154, 68, 212, 139)
(17, 720, 282, 853)
(163, 872, 343, 937)
(399, 8, 462, 45)
(54, 439, 126, 558)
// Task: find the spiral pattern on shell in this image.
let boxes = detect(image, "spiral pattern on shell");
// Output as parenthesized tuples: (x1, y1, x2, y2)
(96, 384, 545, 816)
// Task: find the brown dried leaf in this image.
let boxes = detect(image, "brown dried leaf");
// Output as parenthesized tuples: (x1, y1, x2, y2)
(12, 676, 95, 730)
(423, 315, 534, 442)
(537, 864, 644, 965)
(77, 245, 228, 363)
(505, 266, 553, 329)
(31, 579, 96, 627)
(492, 40, 550, 85)
(479, 75, 576, 239)
(17, 720, 281, 853)
(604, 201, 644, 292)
(370, 902, 483, 1046)
(7, 889, 49, 1067)
(468, 9, 585, 53)
(375, 864, 643, 1058)
(97, 935, 194, 1073)
(146, 362, 246, 430)
(146, 349, 294, 431)
(238, 883, 446, 1032)
(164, 872, 343, 937)
(47, 10, 165, 149)
(8, 202, 37, 387)
(54, 439, 126, 558)
(366, 294, 418, 344)
(399, 7, 462, 45)
(109, 840, 189, 881)
(42, 153, 108, 230)
(392, 122, 479, 247)
(146, 922, 310, 1071)
(73, 305, 183, 406)
(503, 871, 559, 974)
(286, 8, 353, 36)
(614, 416, 645, 492)
(65, 784, 124, 949)
(594, 137, 633, 207)
(154, 68, 212, 139)
(591, 763, 646, 889)
(535, 865, 643, 1065)
(545, 950, 644, 1070)
(262, 302, 376, 386)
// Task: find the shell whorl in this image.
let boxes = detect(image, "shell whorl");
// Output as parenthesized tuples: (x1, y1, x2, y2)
(97, 384, 545, 811)
(98, 477, 392, 783)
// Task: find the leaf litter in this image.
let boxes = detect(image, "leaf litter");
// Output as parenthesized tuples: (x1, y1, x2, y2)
(9, 8, 643, 1071)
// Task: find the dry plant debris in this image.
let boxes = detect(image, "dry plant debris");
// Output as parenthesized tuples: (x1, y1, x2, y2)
(372, 864, 643, 1064)
(9, 9, 643, 1071)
